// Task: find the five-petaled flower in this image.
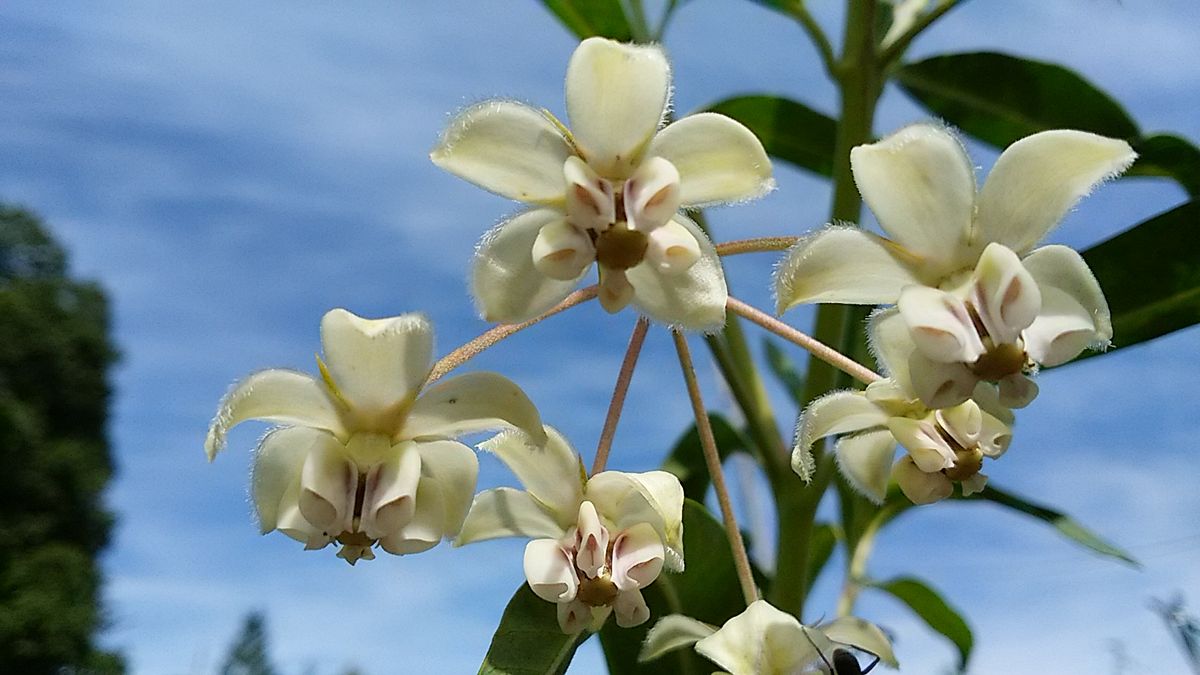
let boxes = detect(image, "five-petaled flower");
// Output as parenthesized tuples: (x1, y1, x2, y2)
(431, 36, 773, 331)
(775, 124, 1135, 408)
(205, 308, 546, 564)
(456, 426, 684, 632)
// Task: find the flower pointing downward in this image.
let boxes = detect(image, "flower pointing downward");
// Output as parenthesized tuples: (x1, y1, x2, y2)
(205, 308, 546, 564)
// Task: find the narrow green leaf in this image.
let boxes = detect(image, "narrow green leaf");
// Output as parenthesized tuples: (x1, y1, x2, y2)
(965, 485, 1140, 567)
(763, 338, 806, 406)
(599, 500, 748, 674)
(1081, 199, 1200, 354)
(660, 414, 750, 502)
(896, 51, 1139, 147)
(540, 0, 635, 41)
(805, 522, 837, 590)
(705, 95, 838, 176)
(1129, 134, 1200, 196)
(478, 584, 588, 675)
(874, 576, 973, 669)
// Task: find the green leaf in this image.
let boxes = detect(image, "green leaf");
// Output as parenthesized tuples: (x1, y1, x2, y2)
(599, 499, 747, 674)
(874, 576, 973, 670)
(965, 485, 1139, 567)
(763, 338, 806, 406)
(661, 414, 750, 502)
(1081, 199, 1200, 354)
(478, 584, 588, 675)
(805, 522, 837, 590)
(1129, 134, 1200, 196)
(540, 0, 635, 41)
(705, 95, 837, 176)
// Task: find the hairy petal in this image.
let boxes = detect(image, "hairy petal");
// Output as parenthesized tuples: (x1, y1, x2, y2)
(1023, 244, 1112, 344)
(472, 209, 586, 324)
(627, 215, 727, 332)
(320, 309, 433, 415)
(404, 371, 545, 444)
(206, 369, 344, 460)
(252, 427, 331, 533)
(639, 615, 717, 663)
(647, 112, 774, 207)
(774, 226, 922, 312)
(835, 429, 898, 505)
(456, 487, 564, 546)
(479, 426, 586, 526)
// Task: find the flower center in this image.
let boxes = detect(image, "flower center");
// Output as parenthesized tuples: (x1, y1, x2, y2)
(943, 447, 984, 482)
(970, 340, 1027, 380)
(593, 226, 648, 270)
(576, 575, 620, 607)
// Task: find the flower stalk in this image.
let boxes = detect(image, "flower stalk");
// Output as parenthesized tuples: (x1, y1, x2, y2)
(591, 318, 651, 474)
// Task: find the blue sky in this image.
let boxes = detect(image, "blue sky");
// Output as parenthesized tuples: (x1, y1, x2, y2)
(1, 1, 1198, 673)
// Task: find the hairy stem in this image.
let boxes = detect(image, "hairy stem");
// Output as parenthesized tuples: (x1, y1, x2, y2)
(591, 318, 650, 475)
(715, 236, 800, 257)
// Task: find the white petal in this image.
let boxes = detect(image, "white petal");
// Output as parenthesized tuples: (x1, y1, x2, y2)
(639, 615, 717, 663)
(978, 408, 1013, 458)
(319, 309, 433, 416)
(456, 487, 565, 546)
(565, 37, 670, 179)
(414, 439, 479, 536)
(557, 599, 592, 634)
(821, 617, 899, 668)
(587, 470, 685, 572)
(479, 426, 586, 526)
(834, 429, 897, 505)
(866, 308, 917, 387)
(897, 285, 985, 364)
(524, 538, 578, 603)
(624, 156, 681, 233)
(934, 400, 982, 450)
(614, 589, 651, 628)
(403, 371, 545, 443)
(532, 219, 595, 280)
(695, 600, 816, 675)
(794, 390, 891, 456)
(610, 522, 665, 591)
(893, 456, 953, 505)
(564, 155, 616, 232)
(1024, 287, 1104, 367)
(205, 369, 344, 460)
(644, 220, 701, 275)
(252, 427, 330, 533)
(298, 439, 356, 535)
(907, 352, 978, 409)
(774, 226, 922, 312)
(970, 243, 1041, 344)
(851, 124, 976, 271)
(887, 417, 955, 472)
(998, 373, 1039, 408)
(627, 215, 727, 332)
(274, 479, 330, 549)
(975, 130, 1137, 255)
(379, 476, 446, 555)
(961, 472, 989, 496)
(472, 209, 586, 324)
(574, 501, 609, 579)
(359, 441, 422, 540)
(598, 266, 635, 313)
(647, 112, 773, 207)
(430, 99, 573, 204)
(1023, 244, 1112, 343)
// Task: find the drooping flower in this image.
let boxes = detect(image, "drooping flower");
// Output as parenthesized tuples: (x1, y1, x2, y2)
(775, 124, 1135, 408)
(456, 426, 684, 632)
(638, 601, 897, 675)
(205, 308, 546, 564)
(792, 309, 1014, 505)
(431, 37, 773, 331)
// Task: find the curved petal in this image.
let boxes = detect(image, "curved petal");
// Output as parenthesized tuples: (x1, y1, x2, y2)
(532, 219, 595, 280)
(574, 501, 609, 579)
(893, 456, 953, 505)
(565, 37, 670, 179)
(378, 476, 446, 555)
(320, 308, 432, 417)
(975, 130, 1137, 255)
(834, 429, 897, 505)
(456, 487, 564, 546)
(970, 243, 1041, 344)
(887, 417, 955, 472)
(587, 470, 684, 572)
(557, 599, 592, 634)
(627, 215, 727, 332)
(298, 440, 356, 535)
(898, 285, 985, 364)
(611, 522, 665, 591)
(430, 99, 573, 204)
(979, 409, 1014, 458)
(472, 209, 587, 324)
(524, 538, 578, 603)
(851, 124, 976, 271)
(564, 155, 616, 232)
(1023, 244, 1112, 343)
(1024, 286, 1097, 367)
(639, 615, 717, 663)
(359, 440, 422, 540)
(935, 400, 982, 450)
(774, 226, 922, 311)
(821, 617, 898, 668)
(624, 156, 681, 233)
(614, 589, 652, 628)
(644, 220, 701, 275)
(274, 479, 331, 550)
(647, 112, 773, 207)
(205, 369, 344, 460)
(479, 426, 585, 526)
(695, 600, 818, 675)
(252, 427, 331, 533)
(794, 390, 891, 453)
(867, 308, 915, 385)
(598, 266, 635, 313)
(998, 373, 1039, 408)
(403, 371, 545, 444)
(414, 439, 480, 536)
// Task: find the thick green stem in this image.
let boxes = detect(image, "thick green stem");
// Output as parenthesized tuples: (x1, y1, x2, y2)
(769, 0, 882, 618)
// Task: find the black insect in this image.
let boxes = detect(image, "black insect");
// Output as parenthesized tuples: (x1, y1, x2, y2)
(802, 627, 881, 674)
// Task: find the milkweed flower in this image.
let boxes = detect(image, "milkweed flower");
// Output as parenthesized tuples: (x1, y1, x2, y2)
(456, 426, 684, 632)
(792, 309, 1014, 505)
(638, 601, 896, 675)
(775, 124, 1135, 408)
(205, 308, 546, 564)
(432, 37, 773, 331)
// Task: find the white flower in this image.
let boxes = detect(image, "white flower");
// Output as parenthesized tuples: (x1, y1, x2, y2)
(775, 124, 1135, 408)
(431, 37, 773, 331)
(639, 601, 896, 675)
(205, 308, 546, 564)
(456, 426, 684, 632)
(792, 310, 1014, 505)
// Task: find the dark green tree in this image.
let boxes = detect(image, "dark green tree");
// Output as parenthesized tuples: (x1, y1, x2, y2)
(221, 612, 278, 675)
(0, 205, 123, 673)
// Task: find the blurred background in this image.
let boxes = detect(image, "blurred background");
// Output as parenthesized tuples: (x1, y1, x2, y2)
(1, 1, 1197, 672)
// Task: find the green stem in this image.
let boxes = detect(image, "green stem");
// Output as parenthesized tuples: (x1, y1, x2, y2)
(769, 0, 882, 618)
